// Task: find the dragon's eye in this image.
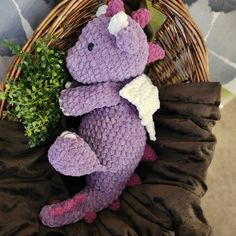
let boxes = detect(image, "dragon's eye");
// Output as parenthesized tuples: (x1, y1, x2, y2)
(88, 43, 94, 51)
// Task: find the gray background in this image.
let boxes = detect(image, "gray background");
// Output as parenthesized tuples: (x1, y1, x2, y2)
(0, 0, 60, 79)
(184, 0, 236, 97)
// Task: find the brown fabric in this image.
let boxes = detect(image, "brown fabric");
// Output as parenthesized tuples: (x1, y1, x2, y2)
(0, 82, 221, 236)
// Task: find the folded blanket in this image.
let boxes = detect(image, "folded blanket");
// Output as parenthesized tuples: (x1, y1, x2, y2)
(0, 82, 221, 236)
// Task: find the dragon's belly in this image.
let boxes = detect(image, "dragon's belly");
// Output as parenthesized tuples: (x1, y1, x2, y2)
(78, 103, 146, 171)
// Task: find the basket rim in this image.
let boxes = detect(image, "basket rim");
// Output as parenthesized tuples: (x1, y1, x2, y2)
(0, 0, 210, 118)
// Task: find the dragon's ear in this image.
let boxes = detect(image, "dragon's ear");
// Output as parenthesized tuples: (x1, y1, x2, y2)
(106, 0, 125, 17)
(108, 12, 138, 54)
(131, 8, 151, 29)
(108, 11, 128, 36)
(147, 42, 165, 63)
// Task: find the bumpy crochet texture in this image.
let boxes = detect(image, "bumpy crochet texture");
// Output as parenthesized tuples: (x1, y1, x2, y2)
(40, 0, 162, 227)
(66, 15, 148, 84)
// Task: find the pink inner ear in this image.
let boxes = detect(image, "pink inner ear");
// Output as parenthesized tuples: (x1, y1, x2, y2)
(131, 8, 151, 28)
(106, 0, 125, 17)
(148, 42, 165, 63)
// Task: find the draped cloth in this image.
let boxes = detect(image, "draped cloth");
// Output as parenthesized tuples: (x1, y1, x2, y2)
(0, 82, 221, 236)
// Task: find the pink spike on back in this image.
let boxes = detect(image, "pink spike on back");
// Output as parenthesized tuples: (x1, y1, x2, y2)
(142, 144, 158, 161)
(110, 198, 121, 211)
(131, 8, 151, 28)
(106, 0, 125, 17)
(84, 211, 97, 224)
(148, 42, 165, 64)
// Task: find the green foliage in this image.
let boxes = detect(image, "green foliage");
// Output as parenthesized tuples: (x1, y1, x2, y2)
(1, 38, 68, 147)
(146, 0, 166, 37)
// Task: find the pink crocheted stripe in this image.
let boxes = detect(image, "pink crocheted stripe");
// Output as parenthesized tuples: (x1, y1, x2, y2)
(50, 194, 86, 217)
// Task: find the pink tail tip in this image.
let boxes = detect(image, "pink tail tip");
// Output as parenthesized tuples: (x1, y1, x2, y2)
(127, 173, 141, 187)
(50, 194, 86, 217)
(84, 211, 97, 224)
(50, 206, 65, 217)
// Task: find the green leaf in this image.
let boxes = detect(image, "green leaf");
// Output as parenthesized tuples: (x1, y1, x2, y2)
(4, 36, 68, 148)
(32, 85, 36, 91)
(5, 84, 10, 90)
(0, 92, 6, 100)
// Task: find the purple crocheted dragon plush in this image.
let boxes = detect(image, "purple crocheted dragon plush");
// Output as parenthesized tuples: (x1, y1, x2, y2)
(40, 0, 165, 227)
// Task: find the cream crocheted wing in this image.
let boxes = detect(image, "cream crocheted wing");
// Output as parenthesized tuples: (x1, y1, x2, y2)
(119, 74, 160, 141)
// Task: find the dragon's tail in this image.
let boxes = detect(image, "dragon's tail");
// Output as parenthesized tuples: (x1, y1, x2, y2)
(40, 171, 130, 227)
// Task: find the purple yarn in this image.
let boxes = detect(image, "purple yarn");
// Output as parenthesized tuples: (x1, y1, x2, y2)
(40, 6, 150, 227)
(66, 15, 148, 84)
(41, 102, 146, 227)
(59, 82, 122, 116)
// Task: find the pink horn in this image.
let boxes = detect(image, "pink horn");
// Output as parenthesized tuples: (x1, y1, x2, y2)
(106, 0, 125, 17)
(131, 8, 151, 28)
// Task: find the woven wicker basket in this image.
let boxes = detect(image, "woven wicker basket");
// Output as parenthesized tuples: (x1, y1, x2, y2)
(0, 0, 209, 117)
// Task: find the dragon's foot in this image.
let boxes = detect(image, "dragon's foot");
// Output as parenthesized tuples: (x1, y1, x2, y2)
(48, 131, 106, 176)
(127, 173, 141, 187)
(84, 211, 97, 224)
(109, 198, 120, 211)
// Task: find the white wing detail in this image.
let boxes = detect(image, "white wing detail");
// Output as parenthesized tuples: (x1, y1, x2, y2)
(119, 74, 160, 141)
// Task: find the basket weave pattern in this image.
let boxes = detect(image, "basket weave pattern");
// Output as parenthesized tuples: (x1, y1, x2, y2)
(0, 0, 209, 117)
